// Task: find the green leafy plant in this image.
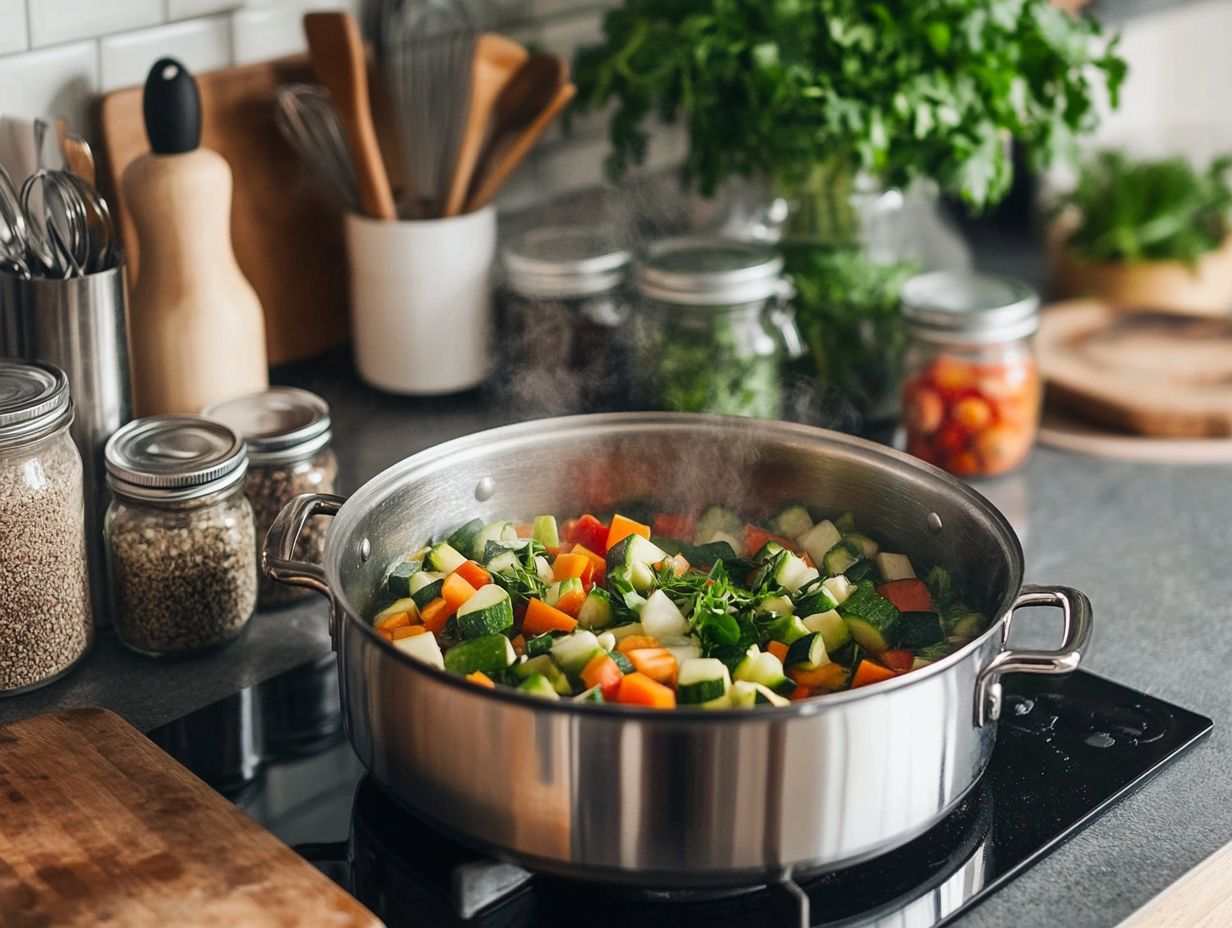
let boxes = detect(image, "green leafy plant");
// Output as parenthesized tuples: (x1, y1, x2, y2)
(1060, 151, 1232, 265)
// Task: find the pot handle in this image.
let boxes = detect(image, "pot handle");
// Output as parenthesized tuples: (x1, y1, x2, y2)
(974, 584, 1093, 727)
(262, 492, 346, 597)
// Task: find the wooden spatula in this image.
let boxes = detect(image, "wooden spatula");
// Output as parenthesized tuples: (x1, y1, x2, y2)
(442, 33, 527, 218)
(304, 11, 396, 220)
(465, 82, 576, 213)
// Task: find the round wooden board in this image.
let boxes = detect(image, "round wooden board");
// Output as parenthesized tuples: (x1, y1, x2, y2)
(1039, 410, 1232, 463)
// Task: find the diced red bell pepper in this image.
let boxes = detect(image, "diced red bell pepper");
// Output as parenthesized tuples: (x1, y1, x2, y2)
(651, 512, 696, 543)
(743, 524, 796, 556)
(875, 579, 933, 613)
(879, 648, 915, 672)
(566, 514, 609, 555)
(454, 560, 491, 589)
(580, 652, 624, 699)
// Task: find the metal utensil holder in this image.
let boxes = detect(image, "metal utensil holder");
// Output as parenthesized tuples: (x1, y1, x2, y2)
(0, 263, 132, 626)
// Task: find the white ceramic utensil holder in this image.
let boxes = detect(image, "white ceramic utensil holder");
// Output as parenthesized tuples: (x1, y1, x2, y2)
(345, 206, 496, 394)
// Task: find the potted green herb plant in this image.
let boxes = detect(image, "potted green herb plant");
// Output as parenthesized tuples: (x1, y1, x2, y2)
(575, 0, 1125, 427)
(1052, 151, 1232, 314)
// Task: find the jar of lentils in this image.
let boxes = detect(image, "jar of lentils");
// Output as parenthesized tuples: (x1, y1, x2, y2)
(0, 361, 93, 693)
(105, 416, 257, 657)
(900, 271, 1042, 478)
(204, 388, 337, 608)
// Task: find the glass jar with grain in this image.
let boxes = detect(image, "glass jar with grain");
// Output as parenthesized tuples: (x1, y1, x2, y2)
(204, 388, 337, 609)
(104, 416, 256, 657)
(0, 361, 93, 693)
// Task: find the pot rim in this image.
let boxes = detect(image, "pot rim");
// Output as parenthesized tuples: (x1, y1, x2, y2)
(327, 412, 1025, 721)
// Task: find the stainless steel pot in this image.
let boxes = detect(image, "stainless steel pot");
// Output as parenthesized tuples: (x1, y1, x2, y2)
(264, 413, 1091, 886)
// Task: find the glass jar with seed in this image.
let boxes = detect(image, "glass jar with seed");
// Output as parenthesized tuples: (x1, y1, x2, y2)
(104, 416, 257, 657)
(204, 388, 337, 608)
(0, 360, 93, 694)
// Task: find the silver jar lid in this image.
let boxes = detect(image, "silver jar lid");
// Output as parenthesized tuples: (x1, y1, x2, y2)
(202, 388, 332, 466)
(901, 271, 1040, 344)
(503, 225, 631, 299)
(635, 237, 786, 306)
(105, 415, 247, 502)
(0, 359, 72, 447)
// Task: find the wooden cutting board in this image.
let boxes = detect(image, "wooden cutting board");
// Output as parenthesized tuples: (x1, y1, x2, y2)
(1038, 300, 1232, 438)
(96, 55, 350, 366)
(0, 708, 382, 928)
(1118, 842, 1232, 927)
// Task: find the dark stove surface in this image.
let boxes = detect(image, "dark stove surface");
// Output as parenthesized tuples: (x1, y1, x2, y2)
(149, 663, 1210, 928)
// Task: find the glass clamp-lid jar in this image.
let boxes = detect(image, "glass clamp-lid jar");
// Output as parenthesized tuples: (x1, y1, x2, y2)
(499, 224, 632, 414)
(204, 388, 337, 609)
(0, 360, 93, 694)
(632, 237, 804, 419)
(900, 271, 1042, 478)
(105, 415, 257, 657)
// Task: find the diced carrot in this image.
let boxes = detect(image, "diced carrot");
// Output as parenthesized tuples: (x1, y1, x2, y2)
(552, 552, 591, 581)
(789, 684, 811, 701)
(522, 598, 578, 636)
(851, 659, 898, 689)
(656, 553, 690, 577)
(876, 579, 933, 613)
(571, 544, 606, 584)
(441, 573, 478, 613)
(616, 635, 661, 653)
(455, 560, 491, 589)
(515, 523, 533, 538)
(420, 597, 453, 634)
(375, 611, 412, 631)
(790, 663, 850, 691)
(625, 647, 678, 686)
(553, 585, 587, 617)
(615, 672, 676, 709)
(581, 652, 624, 699)
(801, 551, 816, 569)
(377, 628, 393, 641)
(880, 648, 914, 672)
(466, 671, 496, 688)
(743, 524, 796, 556)
(767, 640, 790, 662)
(651, 512, 696, 542)
(511, 634, 527, 657)
(606, 513, 651, 550)
(392, 625, 427, 640)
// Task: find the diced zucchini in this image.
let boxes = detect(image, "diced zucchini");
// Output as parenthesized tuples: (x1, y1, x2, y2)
(756, 593, 795, 616)
(455, 584, 514, 639)
(577, 588, 614, 629)
(609, 622, 645, 641)
(444, 634, 516, 674)
(730, 680, 790, 708)
(677, 658, 731, 705)
(482, 539, 529, 564)
(532, 515, 560, 548)
(550, 631, 603, 677)
(447, 519, 485, 558)
(515, 655, 572, 694)
(762, 614, 809, 645)
(374, 597, 419, 626)
(822, 540, 862, 577)
(409, 571, 445, 609)
(834, 512, 856, 533)
(534, 554, 554, 584)
(526, 632, 560, 657)
(798, 519, 842, 566)
(844, 533, 880, 558)
(472, 521, 519, 559)
(774, 552, 820, 594)
(386, 560, 422, 598)
(785, 632, 829, 670)
(950, 613, 985, 640)
(640, 590, 690, 638)
(839, 582, 902, 652)
(694, 506, 743, 543)
(518, 673, 561, 700)
(596, 631, 616, 652)
(428, 541, 468, 574)
(485, 550, 519, 576)
(899, 611, 946, 648)
(794, 586, 837, 615)
(844, 559, 877, 583)
(610, 649, 635, 674)
(606, 534, 666, 593)
(769, 504, 813, 540)
(754, 540, 786, 563)
(874, 552, 917, 581)
(546, 577, 584, 608)
(574, 685, 604, 703)
(911, 657, 933, 671)
(392, 630, 444, 669)
(664, 641, 702, 667)
(707, 530, 747, 557)
(733, 647, 794, 696)
(803, 609, 851, 653)
(822, 575, 855, 605)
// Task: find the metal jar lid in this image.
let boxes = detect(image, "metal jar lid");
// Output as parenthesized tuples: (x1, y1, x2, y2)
(503, 225, 631, 299)
(202, 388, 332, 466)
(901, 271, 1040, 344)
(0, 359, 72, 447)
(635, 237, 786, 307)
(105, 415, 247, 502)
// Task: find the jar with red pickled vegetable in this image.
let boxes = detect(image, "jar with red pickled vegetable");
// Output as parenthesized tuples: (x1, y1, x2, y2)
(899, 272, 1041, 478)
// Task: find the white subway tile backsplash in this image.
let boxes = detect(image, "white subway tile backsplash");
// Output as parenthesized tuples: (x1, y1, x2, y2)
(168, 0, 244, 20)
(100, 16, 231, 91)
(28, 0, 162, 48)
(229, 0, 348, 65)
(0, 40, 97, 132)
(0, 0, 27, 55)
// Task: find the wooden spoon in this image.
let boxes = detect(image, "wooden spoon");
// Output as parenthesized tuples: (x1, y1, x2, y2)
(467, 53, 565, 191)
(61, 132, 96, 187)
(303, 11, 396, 220)
(441, 34, 527, 218)
(465, 82, 576, 213)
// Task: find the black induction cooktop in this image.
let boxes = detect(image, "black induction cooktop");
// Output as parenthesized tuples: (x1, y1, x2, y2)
(148, 660, 1211, 928)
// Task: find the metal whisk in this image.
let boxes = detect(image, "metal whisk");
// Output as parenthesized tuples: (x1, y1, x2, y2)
(275, 84, 362, 213)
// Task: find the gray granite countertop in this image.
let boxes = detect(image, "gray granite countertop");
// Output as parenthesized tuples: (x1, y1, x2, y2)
(2, 350, 1229, 927)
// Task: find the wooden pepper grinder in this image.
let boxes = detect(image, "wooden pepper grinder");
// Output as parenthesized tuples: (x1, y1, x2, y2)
(124, 58, 269, 416)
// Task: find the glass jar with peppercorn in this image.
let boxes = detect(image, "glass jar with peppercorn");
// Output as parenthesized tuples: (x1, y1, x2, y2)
(899, 271, 1041, 478)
